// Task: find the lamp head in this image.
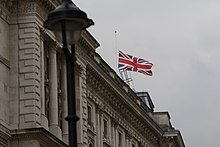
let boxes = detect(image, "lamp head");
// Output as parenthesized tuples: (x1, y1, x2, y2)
(44, 0, 94, 44)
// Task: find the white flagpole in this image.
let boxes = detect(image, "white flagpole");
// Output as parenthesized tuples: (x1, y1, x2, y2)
(115, 30, 119, 74)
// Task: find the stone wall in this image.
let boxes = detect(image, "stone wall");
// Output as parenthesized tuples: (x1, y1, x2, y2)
(0, 13, 10, 129)
(0, 10, 11, 147)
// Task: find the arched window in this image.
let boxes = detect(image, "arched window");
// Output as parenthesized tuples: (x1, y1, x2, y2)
(89, 143, 93, 147)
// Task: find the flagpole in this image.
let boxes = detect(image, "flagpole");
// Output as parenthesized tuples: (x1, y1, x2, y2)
(115, 30, 118, 73)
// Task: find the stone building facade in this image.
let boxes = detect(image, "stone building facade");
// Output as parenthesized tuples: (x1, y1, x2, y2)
(0, 0, 185, 147)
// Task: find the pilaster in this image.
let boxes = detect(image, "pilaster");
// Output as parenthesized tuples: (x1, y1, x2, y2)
(96, 105, 101, 147)
(18, 21, 41, 129)
(39, 27, 48, 130)
(98, 107, 104, 147)
(0, 17, 10, 128)
(111, 119, 118, 147)
(75, 61, 88, 147)
(48, 42, 61, 139)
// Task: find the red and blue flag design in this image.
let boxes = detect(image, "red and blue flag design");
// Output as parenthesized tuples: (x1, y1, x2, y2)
(118, 50, 153, 76)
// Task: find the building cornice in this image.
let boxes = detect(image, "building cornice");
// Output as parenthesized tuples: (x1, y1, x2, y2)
(80, 30, 100, 51)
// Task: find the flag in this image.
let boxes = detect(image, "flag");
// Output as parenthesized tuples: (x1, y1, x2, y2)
(118, 50, 153, 76)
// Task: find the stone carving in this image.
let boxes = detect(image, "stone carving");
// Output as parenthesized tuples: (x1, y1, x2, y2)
(0, 0, 58, 20)
(0, 0, 14, 21)
(0, 0, 14, 9)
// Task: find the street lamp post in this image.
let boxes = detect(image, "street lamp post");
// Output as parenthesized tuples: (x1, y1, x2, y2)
(44, 0, 94, 147)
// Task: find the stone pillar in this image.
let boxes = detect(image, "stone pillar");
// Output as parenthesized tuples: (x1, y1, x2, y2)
(18, 22, 41, 129)
(99, 108, 103, 147)
(61, 54, 68, 144)
(111, 120, 117, 147)
(96, 106, 101, 147)
(48, 42, 61, 139)
(40, 28, 48, 130)
(75, 63, 88, 147)
(123, 131, 126, 147)
(96, 106, 104, 147)
(115, 128, 119, 147)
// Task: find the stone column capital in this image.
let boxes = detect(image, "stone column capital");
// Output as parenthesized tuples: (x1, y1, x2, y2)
(75, 63, 84, 76)
(49, 41, 59, 52)
(111, 118, 119, 128)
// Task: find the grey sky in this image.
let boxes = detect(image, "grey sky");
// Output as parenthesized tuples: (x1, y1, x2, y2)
(74, 0, 220, 146)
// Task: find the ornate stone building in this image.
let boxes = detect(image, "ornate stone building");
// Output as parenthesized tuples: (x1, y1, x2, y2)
(0, 0, 185, 147)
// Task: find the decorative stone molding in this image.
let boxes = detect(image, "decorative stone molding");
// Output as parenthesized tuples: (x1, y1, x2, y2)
(0, 0, 52, 23)
(48, 41, 59, 52)
(75, 62, 84, 76)
(5, 0, 58, 22)
(159, 137, 177, 147)
(77, 30, 100, 55)
(0, 0, 14, 21)
(0, 0, 14, 11)
(81, 30, 100, 50)
(1, 0, 14, 7)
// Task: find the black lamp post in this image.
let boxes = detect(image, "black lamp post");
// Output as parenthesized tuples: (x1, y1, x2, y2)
(44, 0, 94, 147)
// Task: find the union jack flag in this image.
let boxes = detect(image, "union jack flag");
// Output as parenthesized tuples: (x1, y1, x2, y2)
(118, 50, 153, 76)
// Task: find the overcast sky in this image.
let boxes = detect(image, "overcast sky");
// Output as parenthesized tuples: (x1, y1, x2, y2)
(74, 0, 220, 146)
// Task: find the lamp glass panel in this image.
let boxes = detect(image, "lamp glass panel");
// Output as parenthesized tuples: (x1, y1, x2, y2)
(53, 21, 83, 45)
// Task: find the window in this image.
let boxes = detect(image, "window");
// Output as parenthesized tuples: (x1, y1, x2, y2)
(87, 105, 92, 125)
(89, 143, 93, 147)
(103, 119, 108, 138)
(118, 132, 122, 147)
(87, 102, 96, 131)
